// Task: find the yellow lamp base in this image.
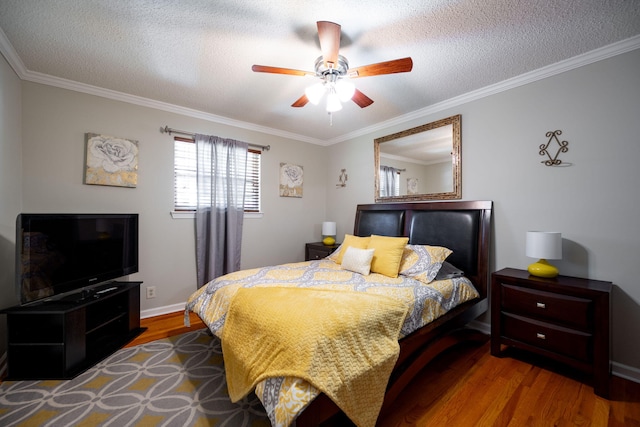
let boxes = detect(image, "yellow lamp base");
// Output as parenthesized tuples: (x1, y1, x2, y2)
(528, 259, 559, 278)
(322, 236, 336, 246)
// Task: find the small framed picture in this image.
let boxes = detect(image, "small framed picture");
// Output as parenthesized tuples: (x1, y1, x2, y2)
(84, 133, 138, 188)
(407, 177, 418, 195)
(279, 163, 303, 197)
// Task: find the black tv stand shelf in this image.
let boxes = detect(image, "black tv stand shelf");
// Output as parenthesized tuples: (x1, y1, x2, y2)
(1, 281, 145, 380)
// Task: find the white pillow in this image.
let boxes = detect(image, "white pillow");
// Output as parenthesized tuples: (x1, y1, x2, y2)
(341, 247, 375, 275)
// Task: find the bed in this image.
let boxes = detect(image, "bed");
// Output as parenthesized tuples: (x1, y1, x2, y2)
(186, 200, 492, 427)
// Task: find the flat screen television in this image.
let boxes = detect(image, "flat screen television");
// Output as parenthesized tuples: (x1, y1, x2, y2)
(16, 213, 139, 305)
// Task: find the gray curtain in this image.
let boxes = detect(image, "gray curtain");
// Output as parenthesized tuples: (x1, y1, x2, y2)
(195, 134, 248, 288)
(380, 165, 398, 197)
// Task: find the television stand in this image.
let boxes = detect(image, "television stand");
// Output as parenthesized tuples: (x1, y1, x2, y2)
(1, 281, 145, 380)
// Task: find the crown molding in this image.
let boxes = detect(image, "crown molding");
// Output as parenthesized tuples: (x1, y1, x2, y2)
(2, 25, 638, 146)
(0, 27, 324, 146)
(328, 34, 640, 145)
(0, 26, 26, 77)
(22, 70, 327, 146)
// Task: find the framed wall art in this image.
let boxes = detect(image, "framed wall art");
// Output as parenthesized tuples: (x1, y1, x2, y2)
(279, 163, 303, 198)
(407, 177, 419, 195)
(84, 133, 139, 188)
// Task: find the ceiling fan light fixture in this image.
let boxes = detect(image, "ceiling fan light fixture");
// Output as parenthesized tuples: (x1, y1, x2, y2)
(251, 22, 412, 116)
(305, 82, 325, 105)
(326, 92, 343, 112)
(335, 79, 355, 102)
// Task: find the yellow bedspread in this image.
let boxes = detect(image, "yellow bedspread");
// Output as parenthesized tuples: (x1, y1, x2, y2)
(222, 287, 408, 427)
(186, 259, 479, 426)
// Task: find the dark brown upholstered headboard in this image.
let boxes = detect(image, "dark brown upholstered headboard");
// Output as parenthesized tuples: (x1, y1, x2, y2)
(354, 200, 492, 298)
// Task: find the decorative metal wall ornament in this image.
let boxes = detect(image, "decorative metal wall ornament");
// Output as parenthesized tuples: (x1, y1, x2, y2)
(337, 169, 348, 187)
(539, 130, 569, 166)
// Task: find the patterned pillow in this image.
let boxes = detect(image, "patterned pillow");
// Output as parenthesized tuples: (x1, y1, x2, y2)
(341, 247, 375, 275)
(398, 245, 453, 284)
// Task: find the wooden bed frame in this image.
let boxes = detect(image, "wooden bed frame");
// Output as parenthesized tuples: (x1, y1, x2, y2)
(297, 200, 493, 426)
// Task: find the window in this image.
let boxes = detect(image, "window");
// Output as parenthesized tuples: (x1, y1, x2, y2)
(379, 167, 400, 197)
(174, 137, 261, 212)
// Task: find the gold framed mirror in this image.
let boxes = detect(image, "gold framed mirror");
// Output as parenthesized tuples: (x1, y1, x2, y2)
(375, 114, 461, 202)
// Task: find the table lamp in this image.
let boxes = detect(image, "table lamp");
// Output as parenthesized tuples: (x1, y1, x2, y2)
(526, 231, 562, 278)
(322, 221, 337, 246)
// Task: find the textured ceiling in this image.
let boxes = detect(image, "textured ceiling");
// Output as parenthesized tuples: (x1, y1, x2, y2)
(1, 0, 639, 144)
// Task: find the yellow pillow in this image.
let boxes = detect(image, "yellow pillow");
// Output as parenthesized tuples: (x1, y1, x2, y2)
(368, 235, 409, 278)
(335, 234, 371, 264)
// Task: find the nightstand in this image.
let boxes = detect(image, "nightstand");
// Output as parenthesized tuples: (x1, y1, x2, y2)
(305, 242, 340, 261)
(491, 268, 612, 398)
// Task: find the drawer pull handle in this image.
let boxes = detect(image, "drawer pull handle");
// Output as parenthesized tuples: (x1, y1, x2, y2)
(536, 302, 546, 309)
(536, 333, 546, 340)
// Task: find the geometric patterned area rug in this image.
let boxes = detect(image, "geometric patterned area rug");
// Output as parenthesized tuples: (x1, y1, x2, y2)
(0, 329, 270, 426)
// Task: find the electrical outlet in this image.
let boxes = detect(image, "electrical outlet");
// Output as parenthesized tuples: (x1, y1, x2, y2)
(146, 286, 156, 299)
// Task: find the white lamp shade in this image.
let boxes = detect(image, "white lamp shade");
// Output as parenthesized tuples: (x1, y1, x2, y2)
(335, 79, 355, 102)
(326, 92, 343, 112)
(526, 231, 562, 260)
(305, 82, 325, 105)
(322, 221, 337, 236)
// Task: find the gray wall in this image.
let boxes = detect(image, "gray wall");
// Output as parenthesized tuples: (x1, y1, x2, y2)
(327, 48, 640, 373)
(18, 82, 328, 315)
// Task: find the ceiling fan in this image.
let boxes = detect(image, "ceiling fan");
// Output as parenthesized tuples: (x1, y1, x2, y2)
(251, 21, 413, 113)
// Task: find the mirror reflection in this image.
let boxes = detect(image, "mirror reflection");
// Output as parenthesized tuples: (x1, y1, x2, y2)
(375, 114, 461, 202)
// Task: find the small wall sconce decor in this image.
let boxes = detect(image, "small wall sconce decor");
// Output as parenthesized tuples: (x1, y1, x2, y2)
(337, 169, 348, 187)
(539, 130, 569, 166)
(526, 231, 562, 278)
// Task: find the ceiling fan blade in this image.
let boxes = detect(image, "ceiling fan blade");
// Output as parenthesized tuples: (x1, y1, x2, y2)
(317, 21, 341, 68)
(291, 94, 309, 108)
(348, 57, 413, 78)
(252, 64, 314, 76)
(351, 89, 374, 108)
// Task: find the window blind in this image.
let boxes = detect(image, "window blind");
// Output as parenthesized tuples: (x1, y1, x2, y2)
(174, 138, 261, 212)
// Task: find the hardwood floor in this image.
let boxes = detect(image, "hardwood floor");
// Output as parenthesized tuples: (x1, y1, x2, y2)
(131, 311, 640, 426)
(378, 343, 640, 427)
(126, 310, 206, 347)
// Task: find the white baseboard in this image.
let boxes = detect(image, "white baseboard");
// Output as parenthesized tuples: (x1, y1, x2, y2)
(141, 302, 187, 319)
(612, 361, 640, 384)
(469, 319, 491, 335)
(471, 320, 640, 384)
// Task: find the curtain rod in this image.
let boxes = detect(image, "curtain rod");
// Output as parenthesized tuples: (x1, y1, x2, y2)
(160, 126, 270, 151)
(382, 165, 406, 172)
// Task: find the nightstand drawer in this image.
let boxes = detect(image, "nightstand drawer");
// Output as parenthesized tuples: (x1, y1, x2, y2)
(502, 283, 592, 331)
(305, 242, 340, 261)
(502, 313, 592, 362)
(307, 248, 330, 260)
